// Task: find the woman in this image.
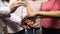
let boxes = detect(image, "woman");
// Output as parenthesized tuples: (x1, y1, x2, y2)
(21, 0, 42, 34)
(7, 0, 28, 34)
(26, 0, 42, 34)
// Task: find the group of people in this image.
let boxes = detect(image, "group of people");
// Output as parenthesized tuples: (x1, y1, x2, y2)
(0, 0, 41, 34)
(0, 0, 60, 34)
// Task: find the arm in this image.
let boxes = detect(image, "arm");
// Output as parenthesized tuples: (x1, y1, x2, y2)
(37, 11, 60, 18)
(26, 5, 60, 18)
(10, 1, 26, 13)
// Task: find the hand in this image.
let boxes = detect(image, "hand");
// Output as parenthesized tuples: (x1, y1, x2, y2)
(29, 24, 34, 27)
(22, 25, 27, 29)
(10, 1, 25, 13)
(29, 23, 38, 28)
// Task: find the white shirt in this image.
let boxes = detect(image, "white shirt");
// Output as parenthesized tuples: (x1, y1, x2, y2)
(8, 6, 27, 33)
(0, 0, 11, 34)
(27, 1, 42, 12)
(7, 0, 28, 33)
(0, 0, 10, 17)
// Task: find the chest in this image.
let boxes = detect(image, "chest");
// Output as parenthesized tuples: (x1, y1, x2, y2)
(42, 0, 60, 11)
(27, 1, 42, 11)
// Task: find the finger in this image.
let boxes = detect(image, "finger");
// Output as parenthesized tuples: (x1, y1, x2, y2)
(11, 1, 25, 6)
(13, 4, 23, 7)
(15, 1, 25, 4)
(15, 4, 23, 6)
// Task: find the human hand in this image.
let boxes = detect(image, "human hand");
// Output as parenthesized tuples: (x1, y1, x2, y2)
(10, 1, 26, 13)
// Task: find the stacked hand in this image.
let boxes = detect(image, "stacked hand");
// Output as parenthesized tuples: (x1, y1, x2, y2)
(25, 20, 35, 28)
(21, 25, 30, 29)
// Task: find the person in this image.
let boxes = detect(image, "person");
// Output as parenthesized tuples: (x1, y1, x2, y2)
(25, 0, 60, 34)
(0, 0, 25, 34)
(6, 0, 28, 34)
(21, 0, 46, 34)
(0, 0, 18, 34)
(12, 1, 40, 33)
(23, 0, 43, 34)
(7, 4, 27, 34)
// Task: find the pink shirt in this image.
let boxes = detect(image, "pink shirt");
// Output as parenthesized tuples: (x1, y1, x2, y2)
(41, 0, 60, 29)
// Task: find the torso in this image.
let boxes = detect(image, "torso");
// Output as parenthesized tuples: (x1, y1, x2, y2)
(27, 1, 42, 12)
(41, 0, 60, 29)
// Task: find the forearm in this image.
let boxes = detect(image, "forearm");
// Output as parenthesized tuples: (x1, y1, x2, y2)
(26, 5, 33, 15)
(37, 11, 60, 18)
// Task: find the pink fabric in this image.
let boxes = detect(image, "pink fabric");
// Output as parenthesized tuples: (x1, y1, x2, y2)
(41, 0, 60, 29)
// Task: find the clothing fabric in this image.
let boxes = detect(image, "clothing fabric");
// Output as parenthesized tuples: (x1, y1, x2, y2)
(0, 0, 11, 34)
(0, 0, 10, 18)
(42, 0, 60, 29)
(27, 1, 42, 12)
(41, 0, 60, 34)
(42, 27, 60, 34)
(7, 0, 27, 33)
(27, 28, 40, 34)
(7, 6, 27, 33)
